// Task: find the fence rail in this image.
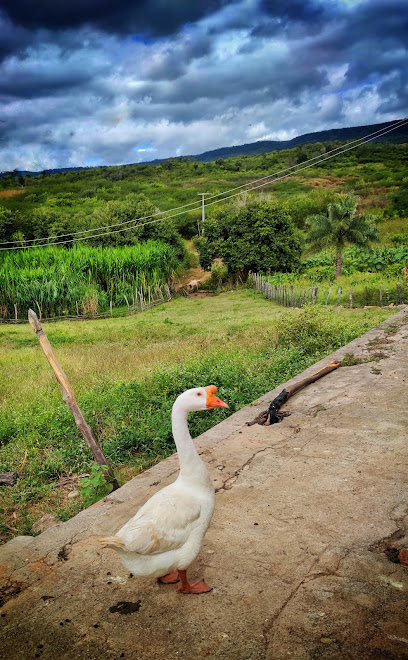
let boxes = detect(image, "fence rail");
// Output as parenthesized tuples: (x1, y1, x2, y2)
(0, 283, 172, 324)
(250, 273, 406, 308)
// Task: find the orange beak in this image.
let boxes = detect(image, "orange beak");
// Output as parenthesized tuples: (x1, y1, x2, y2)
(205, 385, 229, 409)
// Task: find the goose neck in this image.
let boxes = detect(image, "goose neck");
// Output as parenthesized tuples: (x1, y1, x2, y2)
(171, 402, 202, 474)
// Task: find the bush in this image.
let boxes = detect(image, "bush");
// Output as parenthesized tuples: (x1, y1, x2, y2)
(301, 245, 408, 275)
(197, 199, 301, 276)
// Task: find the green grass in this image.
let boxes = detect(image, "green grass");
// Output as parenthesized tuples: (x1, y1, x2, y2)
(0, 288, 394, 542)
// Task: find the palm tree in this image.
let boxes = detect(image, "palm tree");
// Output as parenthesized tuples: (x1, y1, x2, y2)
(306, 194, 379, 277)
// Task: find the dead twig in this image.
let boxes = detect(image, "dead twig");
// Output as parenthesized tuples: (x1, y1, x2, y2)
(247, 360, 341, 426)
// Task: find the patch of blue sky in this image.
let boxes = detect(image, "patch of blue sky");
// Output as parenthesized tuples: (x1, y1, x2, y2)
(134, 144, 155, 152)
(84, 157, 102, 165)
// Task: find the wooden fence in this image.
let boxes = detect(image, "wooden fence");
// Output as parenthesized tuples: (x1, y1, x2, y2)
(250, 273, 405, 308)
(0, 283, 172, 324)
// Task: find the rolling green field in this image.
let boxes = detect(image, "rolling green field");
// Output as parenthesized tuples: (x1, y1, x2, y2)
(0, 289, 394, 542)
(1, 141, 407, 244)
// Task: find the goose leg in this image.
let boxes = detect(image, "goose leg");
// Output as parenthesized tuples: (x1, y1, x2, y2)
(157, 571, 180, 584)
(176, 569, 212, 594)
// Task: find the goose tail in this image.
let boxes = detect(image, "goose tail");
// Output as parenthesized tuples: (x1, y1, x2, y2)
(98, 536, 125, 550)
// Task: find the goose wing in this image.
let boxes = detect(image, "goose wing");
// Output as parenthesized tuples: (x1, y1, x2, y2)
(116, 492, 201, 555)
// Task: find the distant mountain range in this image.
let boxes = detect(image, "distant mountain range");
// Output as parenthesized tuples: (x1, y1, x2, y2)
(188, 118, 408, 162)
(2, 119, 407, 178)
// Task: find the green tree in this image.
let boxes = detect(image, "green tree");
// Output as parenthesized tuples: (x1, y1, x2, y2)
(0, 206, 14, 240)
(89, 193, 185, 258)
(306, 194, 379, 278)
(196, 199, 301, 277)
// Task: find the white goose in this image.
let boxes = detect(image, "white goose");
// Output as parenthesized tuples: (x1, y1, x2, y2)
(99, 385, 228, 594)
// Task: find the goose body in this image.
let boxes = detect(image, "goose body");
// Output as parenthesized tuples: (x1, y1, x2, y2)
(100, 386, 228, 593)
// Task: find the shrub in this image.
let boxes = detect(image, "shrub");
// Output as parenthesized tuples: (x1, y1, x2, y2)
(197, 199, 301, 276)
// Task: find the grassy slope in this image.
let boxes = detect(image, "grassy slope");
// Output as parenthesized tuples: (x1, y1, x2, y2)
(0, 289, 394, 542)
(1, 142, 406, 240)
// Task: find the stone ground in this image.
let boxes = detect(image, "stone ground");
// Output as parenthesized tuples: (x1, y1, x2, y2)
(0, 308, 407, 660)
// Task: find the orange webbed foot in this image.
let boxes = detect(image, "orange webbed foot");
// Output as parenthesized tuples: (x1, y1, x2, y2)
(176, 577, 213, 594)
(157, 570, 180, 584)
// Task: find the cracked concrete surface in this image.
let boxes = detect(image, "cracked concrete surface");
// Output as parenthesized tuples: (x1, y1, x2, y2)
(1, 308, 407, 660)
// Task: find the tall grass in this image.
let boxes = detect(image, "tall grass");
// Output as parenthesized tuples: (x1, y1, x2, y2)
(0, 242, 178, 319)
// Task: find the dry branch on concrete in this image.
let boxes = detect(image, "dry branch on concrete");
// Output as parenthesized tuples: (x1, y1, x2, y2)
(247, 359, 341, 426)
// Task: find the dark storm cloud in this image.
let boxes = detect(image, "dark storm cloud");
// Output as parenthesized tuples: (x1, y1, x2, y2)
(0, 0, 407, 172)
(0, 11, 31, 60)
(141, 33, 213, 82)
(296, 0, 408, 89)
(254, 0, 334, 38)
(1, 0, 231, 36)
(0, 64, 96, 99)
(135, 55, 327, 108)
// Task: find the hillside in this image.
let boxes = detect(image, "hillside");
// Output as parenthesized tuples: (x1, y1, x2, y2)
(1, 119, 406, 178)
(189, 119, 408, 162)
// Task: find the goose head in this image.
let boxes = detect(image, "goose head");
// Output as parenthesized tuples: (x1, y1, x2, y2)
(176, 385, 229, 413)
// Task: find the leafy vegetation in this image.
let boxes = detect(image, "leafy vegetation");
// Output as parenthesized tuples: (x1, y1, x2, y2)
(80, 464, 114, 507)
(0, 135, 406, 541)
(301, 245, 408, 279)
(0, 241, 178, 319)
(306, 194, 379, 277)
(0, 141, 407, 244)
(196, 198, 302, 276)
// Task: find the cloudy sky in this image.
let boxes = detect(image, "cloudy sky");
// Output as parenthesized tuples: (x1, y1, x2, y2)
(0, 0, 407, 172)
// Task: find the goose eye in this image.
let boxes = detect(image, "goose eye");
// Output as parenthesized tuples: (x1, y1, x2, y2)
(196, 392, 202, 396)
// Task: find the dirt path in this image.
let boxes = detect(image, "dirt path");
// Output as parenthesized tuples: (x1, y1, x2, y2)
(173, 240, 212, 292)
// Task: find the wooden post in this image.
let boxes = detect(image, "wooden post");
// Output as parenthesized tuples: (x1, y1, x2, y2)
(397, 282, 402, 305)
(365, 286, 368, 306)
(349, 287, 353, 308)
(337, 287, 341, 305)
(14, 303, 18, 321)
(379, 286, 383, 307)
(28, 309, 119, 490)
(325, 287, 332, 306)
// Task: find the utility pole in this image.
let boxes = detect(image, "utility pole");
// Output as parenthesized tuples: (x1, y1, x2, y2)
(197, 193, 210, 236)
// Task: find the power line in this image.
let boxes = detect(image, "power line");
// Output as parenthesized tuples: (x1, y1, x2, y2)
(203, 118, 408, 209)
(203, 118, 408, 203)
(4, 117, 405, 248)
(0, 196, 203, 246)
(1, 118, 406, 251)
(1, 118, 405, 248)
(0, 202, 205, 250)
